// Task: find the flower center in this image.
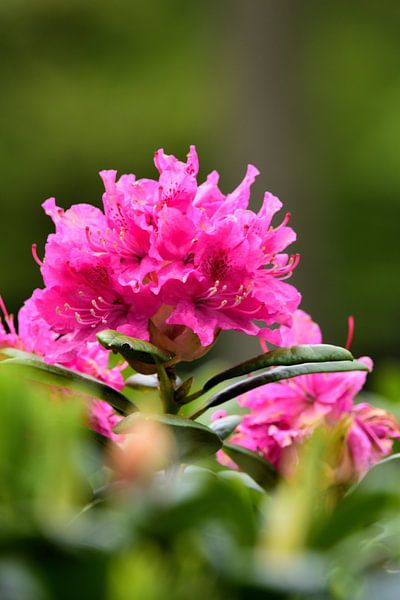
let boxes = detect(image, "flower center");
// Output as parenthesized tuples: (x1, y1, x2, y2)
(202, 249, 231, 281)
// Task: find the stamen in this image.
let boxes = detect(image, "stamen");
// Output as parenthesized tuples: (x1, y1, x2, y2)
(217, 299, 228, 309)
(259, 336, 268, 353)
(0, 295, 16, 335)
(235, 304, 263, 315)
(276, 211, 291, 230)
(345, 316, 355, 350)
(31, 243, 43, 267)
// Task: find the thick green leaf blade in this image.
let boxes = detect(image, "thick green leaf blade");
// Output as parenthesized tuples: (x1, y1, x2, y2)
(97, 329, 174, 374)
(0, 348, 135, 414)
(187, 360, 369, 418)
(114, 413, 223, 460)
(210, 415, 242, 440)
(223, 443, 278, 490)
(203, 344, 354, 392)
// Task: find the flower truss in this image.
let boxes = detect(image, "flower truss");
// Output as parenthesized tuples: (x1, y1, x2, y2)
(31, 145, 300, 361)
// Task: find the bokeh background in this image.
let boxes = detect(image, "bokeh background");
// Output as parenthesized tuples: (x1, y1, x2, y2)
(1, 0, 399, 377)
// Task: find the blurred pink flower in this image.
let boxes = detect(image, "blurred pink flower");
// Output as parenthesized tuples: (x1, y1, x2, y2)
(89, 400, 122, 443)
(347, 403, 400, 479)
(217, 309, 399, 481)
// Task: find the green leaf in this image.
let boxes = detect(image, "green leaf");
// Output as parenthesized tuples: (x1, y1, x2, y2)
(222, 443, 278, 490)
(186, 360, 369, 418)
(210, 415, 242, 440)
(203, 344, 354, 392)
(114, 413, 223, 460)
(310, 470, 400, 550)
(97, 329, 174, 374)
(217, 470, 264, 494)
(0, 348, 135, 415)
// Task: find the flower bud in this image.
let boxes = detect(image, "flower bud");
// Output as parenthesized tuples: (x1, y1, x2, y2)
(109, 418, 175, 484)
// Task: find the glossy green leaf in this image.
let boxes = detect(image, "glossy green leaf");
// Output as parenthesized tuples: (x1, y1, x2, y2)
(97, 329, 174, 374)
(187, 360, 369, 418)
(0, 347, 135, 414)
(203, 344, 354, 392)
(223, 443, 278, 490)
(210, 415, 242, 440)
(114, 413, 223, 460)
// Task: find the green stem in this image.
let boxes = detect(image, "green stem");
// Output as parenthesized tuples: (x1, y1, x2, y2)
(156, 362, 178, 414)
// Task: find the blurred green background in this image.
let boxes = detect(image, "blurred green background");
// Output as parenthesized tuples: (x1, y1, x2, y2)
(0, 0, 399, 368)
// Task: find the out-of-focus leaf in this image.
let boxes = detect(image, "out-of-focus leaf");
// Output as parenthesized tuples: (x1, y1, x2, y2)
(0, 367, 92, 530)
(0, 558, 49, 600)
(137, 466, 258, 547)
(310, 454, 400, 549)
(114, 413, 222, 460)
(222, 443, 278, 490)
(210, 415, 241, 440)
(203, 344, 354, 391)
(186, 360, 369, 418)
(0, 347, 134, 415)
(217, 470, 264, 494)
(97, 329, 174, 374)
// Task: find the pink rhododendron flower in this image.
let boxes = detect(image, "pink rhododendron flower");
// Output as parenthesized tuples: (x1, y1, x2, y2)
(32, 146, 300, 360)
(218, 309, 400, 482)
(346, 403, 400, 479)
(89, 400, 122, 443)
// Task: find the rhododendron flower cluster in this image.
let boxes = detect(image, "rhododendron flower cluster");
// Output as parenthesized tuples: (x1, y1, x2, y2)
(217, 310, 400, 481)
(28, 146, 300, 362)
(1, 144, 398, 484)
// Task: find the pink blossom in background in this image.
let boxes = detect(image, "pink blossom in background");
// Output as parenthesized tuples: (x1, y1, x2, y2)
(217, 309, 400, 482)
(89, 400, 122, 443)
(347, 403, 400, 479)
(31, 146, 300, 360)
(0, 296, 20, 349)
